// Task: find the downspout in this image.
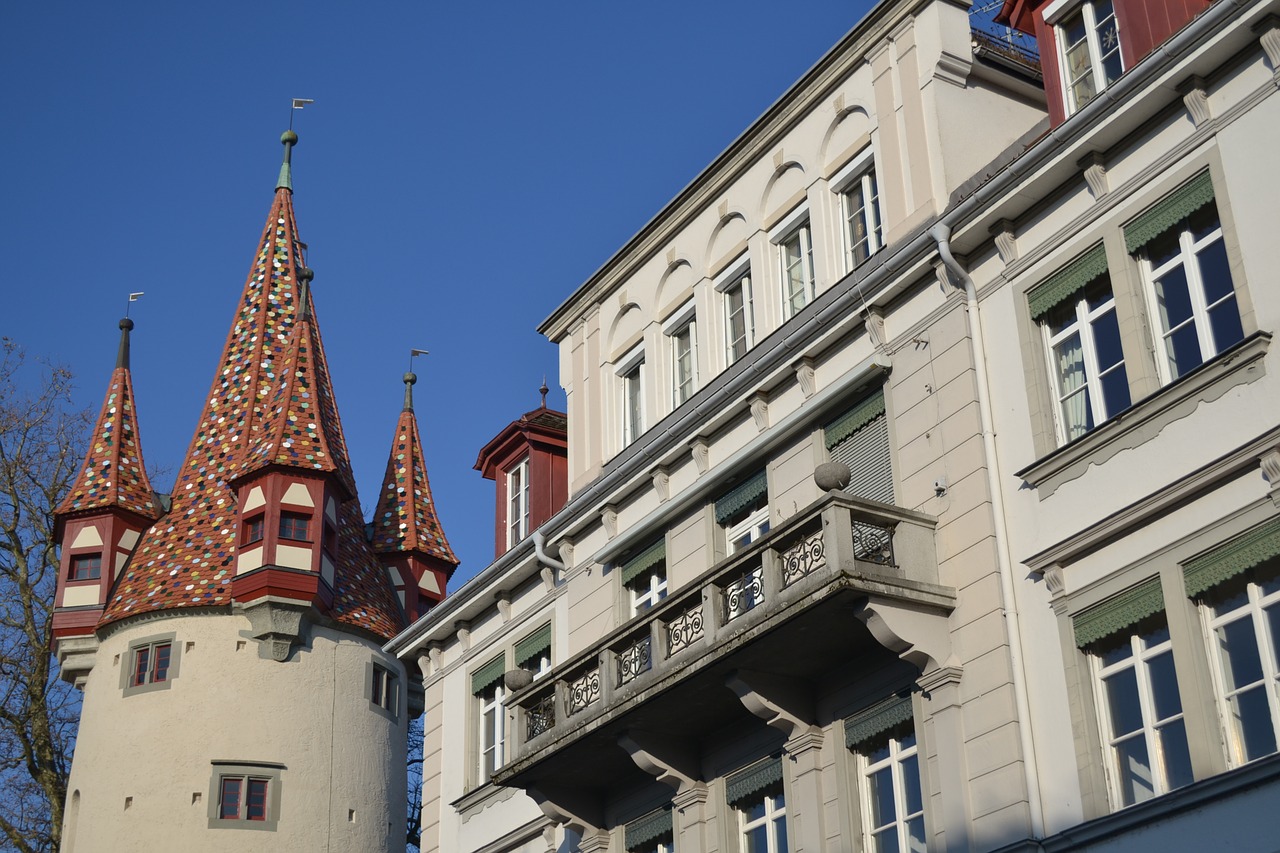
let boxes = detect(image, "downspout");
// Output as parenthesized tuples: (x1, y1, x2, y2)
(931, 223, 1046, 840)
(533, 531, 566, 574)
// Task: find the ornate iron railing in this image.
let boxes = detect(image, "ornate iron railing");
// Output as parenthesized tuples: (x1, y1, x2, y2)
(724, 565, 765, 621)
(665, 603, 704, 656)
(566, 668, 601, 715)
(616, 636, 652, 686)
(781, 529, 826, 587)
(851, 519, 894, 565)
(526, 692, 555, 740)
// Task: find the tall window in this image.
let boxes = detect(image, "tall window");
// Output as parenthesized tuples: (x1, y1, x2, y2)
(628, 567, 668, 616)
(1041, 274, 1130, 442)
(738, 782, 787, 853)
(506, 458, 530, 547)
(778, 220, 815, 318)
(726, 496, 770, 555)
(671, 320, 696, 407)
(1057, 0, 1122, 114)
(70, 554, 101, 581)
(478, 681, 506, 781)
(1140, 203, 1243, 383)
(723, 271, 755, 365)
(371, 663, 399, 715)
(1201, 567, 1280, 766)
(860, 723, 926, 853)
(837, 161, 882, 270)
(621, 360, 645, 447)
(1091, 617, 1193, 806)
(132, 641, 171, 688)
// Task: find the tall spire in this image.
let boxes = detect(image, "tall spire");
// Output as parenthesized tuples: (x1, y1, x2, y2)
(101, 131, 404, 640)
(56, 318, 158, 520)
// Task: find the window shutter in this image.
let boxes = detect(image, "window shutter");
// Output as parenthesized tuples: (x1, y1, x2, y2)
(725, 756, 784, 806)
(470, 654, 507, 695)
(624, 808, 674, 851)
(825, 390, 893, 504)
(1183, 517, 1280, 598)
(1072, 577, 1164, 648)
(715, 471, 769, 525)
(1124, 171, 1216, 254)
(1027, 243, 1108, 320)
(845, 693, 914, 750)
(514, 625, 552, 668)
(619, 539, 666, 586)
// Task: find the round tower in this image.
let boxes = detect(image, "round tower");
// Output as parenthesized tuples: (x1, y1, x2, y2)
(57, 132, 411, 853)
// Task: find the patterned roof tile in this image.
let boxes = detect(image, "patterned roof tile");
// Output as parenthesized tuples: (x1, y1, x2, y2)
(371, 407, 458, 567)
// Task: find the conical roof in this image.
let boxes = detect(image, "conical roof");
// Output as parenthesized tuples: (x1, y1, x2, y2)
(371, 374, 458, 568)
(56, 319, 159, 520)
(100, 135, 404, 640)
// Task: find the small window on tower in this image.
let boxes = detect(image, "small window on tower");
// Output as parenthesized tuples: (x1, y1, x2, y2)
(242, 515, 265, 546)
(279, 512, 310, 542)
(369, 662, 400, 720)
(70, 554, 102, 581)
(207, 762, 282, 830)
(121, 633, 180, 696)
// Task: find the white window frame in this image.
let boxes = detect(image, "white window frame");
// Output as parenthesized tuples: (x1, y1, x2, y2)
(1040, 275, 1129, 444)
(737, 784, 787, 853)
(859, 726, 926, 853)
(1139, 208, 1240, 384)
(716, 257, 754, 366)
(478, 681, 506, 783)
(832, 150, 882, 273)
(1047, 0, 1123, 115)
(628, 568, 669, 617)
(1092, 624, 1192, 807)
(664, 300, 698, 410)
(617, 345, 646, 450)
(1201, 573, 1280, 767)
(506, 457, 530, 548)
(770, 206, 816, 320)
(726, 504, 770, 555)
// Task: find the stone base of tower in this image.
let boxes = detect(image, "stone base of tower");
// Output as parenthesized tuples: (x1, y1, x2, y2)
(61, 612, 407, 853)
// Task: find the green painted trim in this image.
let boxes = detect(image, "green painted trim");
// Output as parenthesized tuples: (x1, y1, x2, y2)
(471, 654, 507, 695)
(845, 694, 914, 749)
(625, 808, 673, 850)
(1073, 577, 1164, 648)
(1124, 171, 1215, 254)
(514, 624, 552, 667)
(725, 756, 783, 806)
(620, 538, 666, 586)
(824, 389, 887, 450)
(1028, 243, 1109, 320)
(715, 470, 769, 525)
(1184, 517, 1280, 598)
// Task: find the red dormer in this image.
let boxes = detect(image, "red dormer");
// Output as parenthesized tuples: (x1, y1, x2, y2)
(53, 318, 160, 669)
(997, 0, 1214, 125)
(474, 386, 568, 559)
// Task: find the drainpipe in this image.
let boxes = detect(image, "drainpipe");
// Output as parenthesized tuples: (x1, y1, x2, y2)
(931, 223, 1045, 840)
(533, 531, 566, 574)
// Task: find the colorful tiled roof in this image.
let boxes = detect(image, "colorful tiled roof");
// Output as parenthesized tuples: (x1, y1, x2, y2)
(371, 376, 458, 568)
(100, 136, 404, 640)
(56, 320, 159, 520)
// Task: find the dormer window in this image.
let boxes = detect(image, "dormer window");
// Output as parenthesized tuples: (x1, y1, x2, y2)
(1054, 0, 1122, 114)
(70, 554, 102, 581)
(242, 515, 265, 546)
(279, 512, 311, 542)
(507, 458, 530, 547)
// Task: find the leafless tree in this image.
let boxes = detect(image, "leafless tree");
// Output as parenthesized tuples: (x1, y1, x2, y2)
(406, 713, 424, 851)
(0, 339, 87, 852)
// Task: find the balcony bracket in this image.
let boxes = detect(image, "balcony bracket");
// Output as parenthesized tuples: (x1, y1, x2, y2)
(618, 729, 702, 791)
(853, 596, 952, 673)
(527, 783, 606, 843)
(725, 669, 818, 739)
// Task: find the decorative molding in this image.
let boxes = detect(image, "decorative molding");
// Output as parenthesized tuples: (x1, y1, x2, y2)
(785, 728, 826, 757)
(1178, 75, 1212, 125)
(772, 148, 785, 169)
(717, 199, 729, 220)
(427, 642, 444, 673)
(749, 393, 770, 433)
(495, 590, 512, 622)
(454, 620, 471, 650)
(933, 260, 951, 292)
(865, 306, 887, 350)
(1043, 566, 1070, 615)
(794, 357, 817, 398)
(933, 49, 972, 87)
(990, 218, 1019, 264)
(1262, 448, 1280, 506)
(833, 93, 846, 114)
(1254, 14, 1280, 69)
(558, 538, 575, 570)
(1079, 151, 1109, 199)
(916, 664, 963, 694)
(652, 467, 670, 503)
(601, 505, 619, 540)
(691, 437, 710, 474)
(539, 566, 556, 593)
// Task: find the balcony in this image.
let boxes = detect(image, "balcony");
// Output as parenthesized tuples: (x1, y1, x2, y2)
(495, 491, 954, 803)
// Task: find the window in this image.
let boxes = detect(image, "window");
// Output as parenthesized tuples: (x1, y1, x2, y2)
(278, 512, 310, 542)
(622, 361, 644, 447)
(1040, 272, 1130, 443)
(242, 515, 264, 546)
(1089, 614, 1193, 806)
(722, 269, 755, 365)
(515, 624, 553, 679)
(671, 320, 697, 407)
(860, 723, 926, 853)
(1056, 0, 1122, 114)
(207, 762, 281, 830)
(70, 554, 101, 581)
(620, 539, 668, 617)
(507, 457, 530, 547)
(1138, 202, 1243, 383)
(738, 782, 786, 853)
(777, 219, 815, 318)
(121, 633, 179, 696)
(716, 472, 770, 555)
(835, 156, 882, 270)
(1199, 564, 1280, 766)
(628, 568, 668, 616)
(625, 808, 674, 853)
(472, 655, 508, 785)
(370, 663, 399, 716)
(824, 388, 894, 504)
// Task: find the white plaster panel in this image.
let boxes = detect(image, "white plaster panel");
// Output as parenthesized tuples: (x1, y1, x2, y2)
(70, 526, 103, 549)
(418, 572, 440, 594)
(62, 585, 101, 608)
(283, 482, 314, 507)
(243, 486, 266, 512)
(117, 529, 140, 550)
(276, 544, 313, 571)
(237, 546, 263, 574)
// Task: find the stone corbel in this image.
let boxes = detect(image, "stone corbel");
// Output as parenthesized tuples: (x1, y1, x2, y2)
(1254, 14, 1280, 72)
(990, 219, 1018, 265)
(1079, 151, 1108, 199)
(933, 260, 951, 293)
(1178, 75, 1211, 125)
(749, 393, 770, 433)
(1261, 447, 1280, 506)
(852, 597, 951, 672)
(933, 49, 972, 87)
(527, 784, 607, 847)
(691, 437, 710, 475)
(618, 729, 702, 791)
(240, 596, 311, 662)
(601, 505, 619, 540)
(725, 669, 818, 739)
(454, 620, 472, 650)
(652, 467, 671, 503)
(1042, 564, 1070, 615)
(794, 357, 816, 399)
(495, 590, 512, 622)
(427, 641, 444, 674)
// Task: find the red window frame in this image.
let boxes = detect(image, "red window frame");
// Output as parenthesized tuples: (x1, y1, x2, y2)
(219, 777, 242, 820)
(218, 774, 269, 822)
(70, 553, 102, 581)
(279, 512, 311, 542)
(132, 641, 172, 687)
(242, 515, 265, 546)
(245, 778, 269, 821)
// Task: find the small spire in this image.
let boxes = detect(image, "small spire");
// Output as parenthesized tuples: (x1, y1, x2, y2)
(403, 371, 417, 412)
(277, 130, 298, 191)
(116, 317, 134, 370)
(539, 377, 549, 408)
(297, 267, 314, 319)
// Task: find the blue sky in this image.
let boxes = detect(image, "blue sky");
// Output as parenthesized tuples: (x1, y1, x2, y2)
(2, 1, 877, 586)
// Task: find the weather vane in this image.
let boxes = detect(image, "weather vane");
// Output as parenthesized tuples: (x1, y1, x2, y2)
(125, 291, 144, 317)
(288, 98, 315, 130)
(408, 348, 429, 372)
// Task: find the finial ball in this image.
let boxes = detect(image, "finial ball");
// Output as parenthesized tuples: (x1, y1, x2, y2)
(119, 317, 135, 331)
(298, 267, 315, 282)
(281, 130, 299, 146)
(404, 372, 418, 386)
